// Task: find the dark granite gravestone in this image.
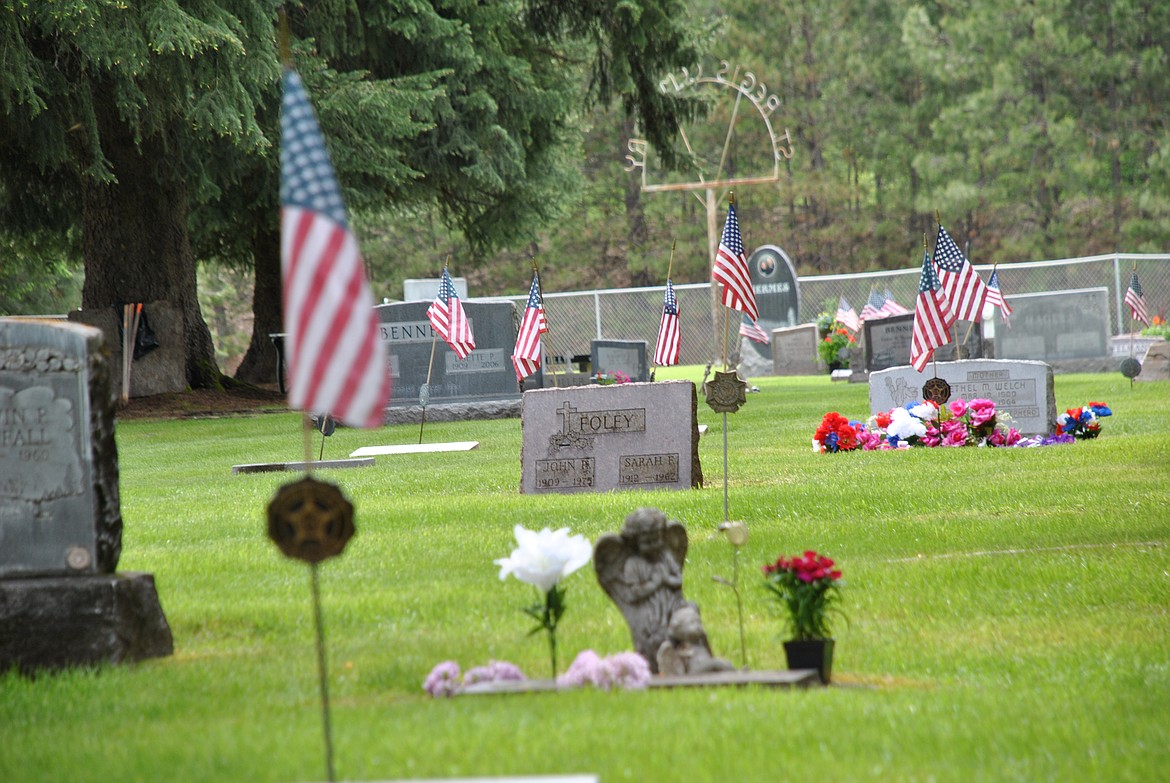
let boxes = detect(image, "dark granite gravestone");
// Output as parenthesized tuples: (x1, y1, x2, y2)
(771, 324, 822, 375)
(375, 300, 522, 407)
(519, 381, 702, 494)
(742, 245, 800, 364)
(0, 319, 172, 673)
(995, 288, 1111, 362)
(591, 339, 649, 382)
(863, 313, 983, 373)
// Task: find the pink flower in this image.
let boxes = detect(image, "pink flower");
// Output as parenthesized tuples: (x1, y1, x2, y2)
(948, 398, 968, 418)
(969, 398, 996, 427)
(423, 661, 462, 697)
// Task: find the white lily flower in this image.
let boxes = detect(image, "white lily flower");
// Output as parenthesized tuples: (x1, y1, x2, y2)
(495, 525, 592, 594)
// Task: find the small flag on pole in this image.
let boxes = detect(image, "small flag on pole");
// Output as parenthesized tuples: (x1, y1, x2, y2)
(280, 69, 390, 428)
(859, 289, 888, 322)
(427, 267, 475, 359)
(712, 200, 759, 321)
(1124, 270, 1150, 327)
(933, 225, 989, 322)
(738, 314, 770, 344)
(511, 272, 549, 382)
(653, 279, 681, 366)
(835, 297, 862, 333)
(882, 289, 911, 316)
(911, 248, 958, 372)
(985, 269, 1013, 325)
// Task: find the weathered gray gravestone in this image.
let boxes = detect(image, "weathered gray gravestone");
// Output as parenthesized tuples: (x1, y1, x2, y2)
(995, 288, 1111, 362)
(519, 381, 702, 494)
(869, 359, 1056, 435)
(863, 313, 982, 373)
(771, 323, 822, 376)
(0, 319, 172, 673)
(590, 339, 649, 383)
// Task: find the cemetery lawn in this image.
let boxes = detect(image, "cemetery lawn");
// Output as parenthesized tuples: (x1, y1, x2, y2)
(3, 371, 1168, 783)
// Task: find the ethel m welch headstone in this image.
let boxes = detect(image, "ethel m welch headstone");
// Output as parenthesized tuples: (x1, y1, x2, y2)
(0, 318, 172, 672)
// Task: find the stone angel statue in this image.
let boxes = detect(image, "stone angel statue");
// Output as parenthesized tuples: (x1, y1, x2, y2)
(593, 508, 689, 672)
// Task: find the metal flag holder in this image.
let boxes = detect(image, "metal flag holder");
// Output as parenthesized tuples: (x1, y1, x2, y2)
(267, 462, 354, 783)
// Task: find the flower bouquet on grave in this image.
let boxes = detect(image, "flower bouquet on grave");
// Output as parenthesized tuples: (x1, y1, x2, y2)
(762, 550, 844, 683)
(495, 524, 593, 678)
(1056, 402, 1112, 439)
(594, 370, 631, 385)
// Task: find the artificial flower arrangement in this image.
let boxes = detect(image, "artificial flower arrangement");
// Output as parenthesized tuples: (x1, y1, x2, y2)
(493, 524, 593, 678)
(817, 324, 856, 368)
(594, 370, 632, 385)
(424, 660, 526, 697)
(813, 398, 1026, 452)
(1056, 402, 1112, 439)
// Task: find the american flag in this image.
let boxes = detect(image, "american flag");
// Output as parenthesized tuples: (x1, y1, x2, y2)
(280, 69, 390, 428)
(911, 249, 957, 372)
(653, 278, 681, 366)
(984, 268, 1013, 325)
(835, 297, 862, 333)
(712, 201, 759, 321)
(882, 289, 911, 316)
(1124, 270, 1150, 326)
(738, 314, 770, 344)
(859, 289, 889, 321)
(511, 272, 548, 382)
(427, 267, 475, 359)
(933, 225, 989, 322)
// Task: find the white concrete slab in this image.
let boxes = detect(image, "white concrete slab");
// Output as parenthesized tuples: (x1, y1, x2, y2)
(350, 441, 480, 457)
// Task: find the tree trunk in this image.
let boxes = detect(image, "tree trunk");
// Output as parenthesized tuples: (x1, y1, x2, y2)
(80, 94, 220, 390)
(234, 225, 282, 385)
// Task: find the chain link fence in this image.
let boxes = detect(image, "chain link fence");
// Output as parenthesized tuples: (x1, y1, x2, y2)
(502, 254, 1170, 367)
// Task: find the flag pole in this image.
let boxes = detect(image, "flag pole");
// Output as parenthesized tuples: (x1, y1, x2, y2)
(722, 192, 735, 370)
(652, 241, 677, 383)
(533, 258, 559, 388)
(960, 260, 994, 352)
(418, 256, 450, 444)
(1129, 261, 1137, 357)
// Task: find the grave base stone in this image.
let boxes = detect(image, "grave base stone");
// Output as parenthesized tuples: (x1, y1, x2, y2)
(869, 359, 1056, 435)
(0, 572, 173, 673)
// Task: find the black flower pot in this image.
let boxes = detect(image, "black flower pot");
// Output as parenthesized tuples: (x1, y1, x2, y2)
(783, 638, 834, 684)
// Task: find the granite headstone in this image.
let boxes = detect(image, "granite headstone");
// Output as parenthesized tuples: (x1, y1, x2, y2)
(995, 288, 1111, 362)
(742, 245, 800, 364)
(375, 300, 522, 407)
(591, 339, 649, 383)
(863, 313, 983, 373)
(0, 318, 172, 672)
(520, 381, 702, 494)
(771, 324, 822, 375)
(869, 359, 1056, 435)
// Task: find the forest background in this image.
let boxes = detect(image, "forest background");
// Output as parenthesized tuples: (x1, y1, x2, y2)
(3, 1, 1168, 376)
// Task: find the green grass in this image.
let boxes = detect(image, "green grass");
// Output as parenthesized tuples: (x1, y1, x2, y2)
(3, 370, 1169, 782)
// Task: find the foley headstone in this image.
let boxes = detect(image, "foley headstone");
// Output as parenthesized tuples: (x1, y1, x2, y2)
(0, 319, 172, 672)
(995, 288, 1110, 361)
(520, 381, 702, 494)
(869, 359, 1056, 435)
(771, 324, 822, 376)
(863, 313, 983, 373)
(375, 300, 521, 407)
(591, 339, 649, 382)
(742, 245, 800, 364)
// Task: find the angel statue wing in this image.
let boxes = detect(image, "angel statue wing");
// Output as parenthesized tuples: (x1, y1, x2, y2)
(663, 519, 688, 573)
(593, 533, 634, 606)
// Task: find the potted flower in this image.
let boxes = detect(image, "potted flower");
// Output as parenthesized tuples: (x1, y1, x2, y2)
(815, 313, 855, 371)
(762, 550, 843, 684)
